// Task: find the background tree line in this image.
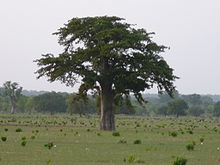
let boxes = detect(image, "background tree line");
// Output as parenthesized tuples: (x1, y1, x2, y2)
(1, 82, 220, 117)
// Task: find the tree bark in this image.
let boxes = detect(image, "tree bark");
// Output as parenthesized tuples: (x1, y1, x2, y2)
(100, 84, 115, 131)
(11, 102, 16, 114)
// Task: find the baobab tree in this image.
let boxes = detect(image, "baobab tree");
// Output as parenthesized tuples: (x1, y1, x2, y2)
(3, 81, 22, 114)
(35, 16, 178, 130)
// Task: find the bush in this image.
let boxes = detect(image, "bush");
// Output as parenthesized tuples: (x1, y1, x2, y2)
(186, 143, 194, 151)
(15, 128, 22, 132)
(21, 141, 27, 146)
(123, 154, 136, 163)
(173, 157, 187, 165)
(133, 139, 142, 144)
(187, 130, 193, 134)
(4, 128, 8, 132)
(31, 136, 35, 140)
(96, 132, 101, 136)
(112, 132, 120, 137)
(200, 137, 204, 143)
(169, 131, 178, 137)
(44, 142, 54, 149)
(1, 136, 7, 142)
(191, 140, 196, 146)
(21, 137, 26, 141)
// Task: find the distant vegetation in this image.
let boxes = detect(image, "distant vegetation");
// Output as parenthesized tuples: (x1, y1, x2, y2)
(1, 83, 220, 117)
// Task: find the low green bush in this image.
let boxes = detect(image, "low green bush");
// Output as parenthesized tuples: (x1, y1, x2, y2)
(133, 139, 141, 144)
(15, 128, 22, 132)
(1, 136, 7, 142)
(173, 157, 187, 165)
(21, 141, 27, 146)
(186, 143, 194, 151)
(169, 131, 178, 137)
(44, 142, 54, 149)
(112, 131, 120, 137)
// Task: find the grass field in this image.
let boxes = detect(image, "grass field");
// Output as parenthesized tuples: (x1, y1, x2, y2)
(0, 114, 220, 165)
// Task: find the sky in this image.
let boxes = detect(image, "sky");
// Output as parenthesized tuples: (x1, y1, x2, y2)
(0, 0, 220, 94)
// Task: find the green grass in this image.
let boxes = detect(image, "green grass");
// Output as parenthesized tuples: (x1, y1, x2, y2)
(0, 114, 220, 164)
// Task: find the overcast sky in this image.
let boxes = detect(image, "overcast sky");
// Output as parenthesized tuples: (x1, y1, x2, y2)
(0, 0, 220, 94)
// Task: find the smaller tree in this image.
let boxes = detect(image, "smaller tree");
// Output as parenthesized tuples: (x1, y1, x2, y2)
(213, 101, 220, 117)
(32, 92, 67, 114)
(157, 105, 168, 116)
(167, 99, 188, 117)
(201, 96, 214, 107)
(24, 97, 35, 114)
(17, 95, 29, 113)
(3, 81, 22, 114)
(188, 105, 204, 117)
(182, 94, 202, 107)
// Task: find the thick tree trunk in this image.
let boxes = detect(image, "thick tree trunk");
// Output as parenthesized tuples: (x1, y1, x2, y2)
(11, 103, 16, 114)
(100, 85, 115, 131)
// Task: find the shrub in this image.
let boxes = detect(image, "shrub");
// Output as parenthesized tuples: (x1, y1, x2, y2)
(173, 157, 187, 165)
(186, 144, 194, 151)
(21, 137, 26, 141)
(169, 131, 178, 137)
(133, 139, 142, 144)
(1, 136, 7, 142)
(123, 154, 136, 163)
(31, 136, 35, 140)
(200, 137, 204, 143)
(21, 141, 27, 146)
(187, 130, 193, 134)
(44, 142, 54, 149)
(15, 128, 22, 132)
(4, 128, 8, 132)
(112, 131, 120, 137)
